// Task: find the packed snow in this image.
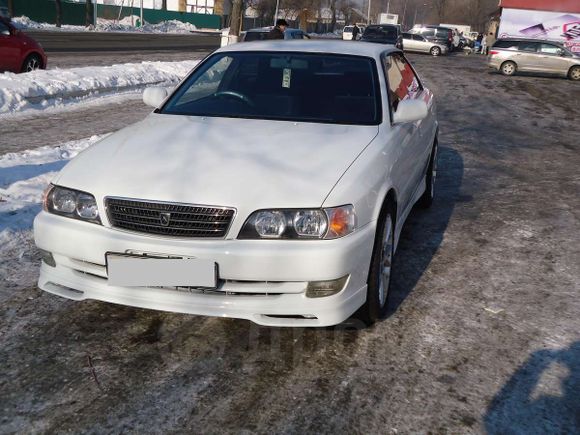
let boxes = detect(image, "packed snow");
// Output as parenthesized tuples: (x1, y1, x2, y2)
(0, 60, 198, 114)
(11, 15, 207, 33)
(0, 135, 104, 291)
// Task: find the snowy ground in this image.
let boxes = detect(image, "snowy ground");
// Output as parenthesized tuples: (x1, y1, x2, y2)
(0, 54, 578, 433)
(0, 60, 198, 115)
(0, 136, 103, 294)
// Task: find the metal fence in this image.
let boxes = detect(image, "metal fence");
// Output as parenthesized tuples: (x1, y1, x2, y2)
(9, 0, 221, 29)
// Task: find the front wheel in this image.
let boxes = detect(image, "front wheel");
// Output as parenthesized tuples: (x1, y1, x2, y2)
(430, 46, 441, 56)
(500, 61, 517, 76)
(356, 204, 395, 325)
(21, 54, 42, 73)
(569, 66, 580, 81)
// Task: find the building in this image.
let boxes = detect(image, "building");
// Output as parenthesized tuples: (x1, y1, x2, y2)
(496, 0, 580, 53)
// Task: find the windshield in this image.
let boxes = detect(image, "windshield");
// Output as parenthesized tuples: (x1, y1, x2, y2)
(161, 52, 381, 125)
(363, 26, 398, 40)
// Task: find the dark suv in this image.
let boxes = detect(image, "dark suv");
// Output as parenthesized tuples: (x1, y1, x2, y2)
(361, 24, 403, 50)
(410, 26, 454, 51)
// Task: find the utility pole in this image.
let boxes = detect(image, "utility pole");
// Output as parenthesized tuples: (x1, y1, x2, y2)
(140, 0, 144, 27)
(386, 0, 390, 15)
(274, 0, 280, 25)
(402, 0, 408, 28)
(367, 0, 371, 24)
(94, 0, 97, 27)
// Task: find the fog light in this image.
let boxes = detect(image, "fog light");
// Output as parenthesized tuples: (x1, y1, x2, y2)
(38, 249, 56, 267)
(306, 275, 349, 298)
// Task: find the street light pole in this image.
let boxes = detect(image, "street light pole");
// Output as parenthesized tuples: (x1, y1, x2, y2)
(140, 0, 144, 27)
(386, 0, 390, 15)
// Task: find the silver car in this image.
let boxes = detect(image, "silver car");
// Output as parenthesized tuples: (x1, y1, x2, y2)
(488, 38, 580, 81)
(402, 33, 448, 56)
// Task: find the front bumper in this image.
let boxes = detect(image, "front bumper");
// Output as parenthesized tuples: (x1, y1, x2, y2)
(34, 212, 376, 327)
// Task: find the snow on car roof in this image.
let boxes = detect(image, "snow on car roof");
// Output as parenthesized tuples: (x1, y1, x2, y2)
(218, 40, 399, 58)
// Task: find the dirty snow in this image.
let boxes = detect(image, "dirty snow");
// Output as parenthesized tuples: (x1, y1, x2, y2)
(11, 15, 207, 33)
(0, 60, 198, 114)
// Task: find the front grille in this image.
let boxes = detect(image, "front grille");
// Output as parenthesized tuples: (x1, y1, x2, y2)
(105, 198, 235, 238)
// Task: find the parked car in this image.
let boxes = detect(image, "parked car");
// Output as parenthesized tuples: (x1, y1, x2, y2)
(0, 17, 47, 73)
(34, 41, 439, 327)
(410, 26, 454, 51)
(241, 27, 311, 42)
(489, 38, 580, 80)
(361, 24, 403, 49)
(402, 32, 448, 56)
(342, 25, 363, 41)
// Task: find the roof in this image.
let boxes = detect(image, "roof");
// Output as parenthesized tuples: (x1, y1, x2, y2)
(218, 40, 398, 58)
(499, 0, 580, 13)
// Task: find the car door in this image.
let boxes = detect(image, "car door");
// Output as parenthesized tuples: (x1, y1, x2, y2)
(402, 33, 416, 51)
(0, 20, 19, 72)
(413, 34, 430, 53)
(536, 43, 570, 74)
(515, 41, 540, 72)
(382, 53, 429, 213)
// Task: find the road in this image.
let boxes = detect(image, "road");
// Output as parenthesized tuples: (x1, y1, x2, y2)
(1, 53, 579, 433)
(25, 29, 220, 52)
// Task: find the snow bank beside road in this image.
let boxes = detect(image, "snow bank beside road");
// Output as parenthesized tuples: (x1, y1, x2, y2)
(12, 15, 206, 33)
(0, 136, 102, 291)
(0, 60, 198, 114)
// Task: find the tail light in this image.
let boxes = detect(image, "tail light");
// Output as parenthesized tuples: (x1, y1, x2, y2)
(489, 50, 499, 55)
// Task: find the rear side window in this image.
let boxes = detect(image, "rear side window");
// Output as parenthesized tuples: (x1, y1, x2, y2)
(383, 54, 422, 115)
(421, 29, 435, 37)
(519, 41, 539, 52)
(539, 43, 561, 54)
(493, 40, 519, 50)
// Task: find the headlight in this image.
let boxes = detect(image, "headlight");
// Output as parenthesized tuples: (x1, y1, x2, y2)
(238, 205, 355, 240)
(44, 185, 101, 224)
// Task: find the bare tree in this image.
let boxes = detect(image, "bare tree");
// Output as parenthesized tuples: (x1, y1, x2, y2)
(55, 0, 62, 28)
(432, 0, 447, 22)
(85, 0, 94, 27)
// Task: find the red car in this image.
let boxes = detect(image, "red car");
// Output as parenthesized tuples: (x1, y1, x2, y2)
(0, 17, 47, 73)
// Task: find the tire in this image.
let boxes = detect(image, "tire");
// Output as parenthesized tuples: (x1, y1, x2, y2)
(430, 46, 442, 56)
(418, 140, 438, 209)
(500, 61, 517, 76)
(569, 66, 580, 81)
(21, 54, 42, 73)
(356, 202, 395, 325)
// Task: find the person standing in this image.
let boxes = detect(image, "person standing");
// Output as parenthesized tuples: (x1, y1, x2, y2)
(481, 33, 488, 55)
(267, 19, 288, 40)
(352, 24, 360, 40)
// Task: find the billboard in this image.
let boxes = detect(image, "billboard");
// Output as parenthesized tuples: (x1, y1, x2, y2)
(498, 8, 580, 53)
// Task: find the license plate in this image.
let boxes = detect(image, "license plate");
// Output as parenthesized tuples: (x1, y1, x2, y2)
(106, 253, 217, 288)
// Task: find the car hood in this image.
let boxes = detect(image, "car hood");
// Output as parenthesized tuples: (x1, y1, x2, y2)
(55, 114, 379, 214)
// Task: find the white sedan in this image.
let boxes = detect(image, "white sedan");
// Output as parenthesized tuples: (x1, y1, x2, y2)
(34, 41, 439, 327)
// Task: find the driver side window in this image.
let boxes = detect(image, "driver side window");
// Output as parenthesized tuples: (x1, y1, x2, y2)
(179, 56, 233, 104)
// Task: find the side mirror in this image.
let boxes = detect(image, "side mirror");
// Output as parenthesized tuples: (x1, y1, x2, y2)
(557, 49, 566, 57)
(143, 86, 168, 108)
(392, 99, 428, 124)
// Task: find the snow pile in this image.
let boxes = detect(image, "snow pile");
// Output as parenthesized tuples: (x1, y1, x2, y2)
(11, 16, 86, 31)
(0, 60, 198, 114)
(11, 15, 201, 33)
(0, 136, 103, 289)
